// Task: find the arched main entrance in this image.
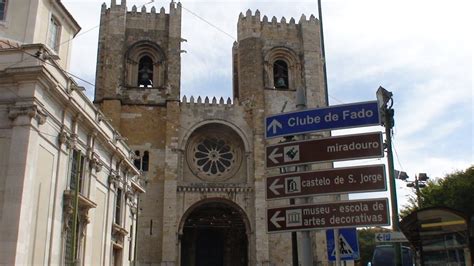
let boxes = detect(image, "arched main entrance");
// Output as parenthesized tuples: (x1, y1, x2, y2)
(180, 200, 249, 266)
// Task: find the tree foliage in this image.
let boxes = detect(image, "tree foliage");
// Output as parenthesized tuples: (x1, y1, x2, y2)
(401, 165, 474, 217)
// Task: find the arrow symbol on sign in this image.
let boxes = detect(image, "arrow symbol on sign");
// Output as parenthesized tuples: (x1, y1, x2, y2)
(269, 148, 283, 164)
(269, 179, 284, 195)
(267, 119, 283, 134)
(376, 234, 383, 242)
(270, 211, 285, 228)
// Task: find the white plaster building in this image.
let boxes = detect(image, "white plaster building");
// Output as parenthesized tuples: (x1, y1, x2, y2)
(0, 0, 145, 265)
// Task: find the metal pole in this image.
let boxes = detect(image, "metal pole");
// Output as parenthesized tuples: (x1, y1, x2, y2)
(416, 174, 425, 266)
(291, 198, 299, 266)
(334, 228, 341, 266)
(296, 87, 313, 266)
(415, 175, 422, 209)
(334, 194, 341, 266)
(318, 0, 329, 106)
(383, 99, 402, 266)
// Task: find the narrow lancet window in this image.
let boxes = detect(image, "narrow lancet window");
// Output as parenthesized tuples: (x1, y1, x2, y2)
(142, 151, 149, 172)
(273, 60, 289, 89)
(138, 56, 154, 87)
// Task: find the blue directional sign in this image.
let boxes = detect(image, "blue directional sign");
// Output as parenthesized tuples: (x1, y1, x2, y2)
(326, 228, 360, 261)
(265, 101, 380, 139)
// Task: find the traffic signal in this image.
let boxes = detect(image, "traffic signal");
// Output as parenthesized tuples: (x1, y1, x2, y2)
(418, 173, 429, 181)
(395, 170, 409, 180)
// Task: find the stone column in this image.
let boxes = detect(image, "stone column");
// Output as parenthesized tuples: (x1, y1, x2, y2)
(161, 101, 180, 265)
(0, 103, 46, 265)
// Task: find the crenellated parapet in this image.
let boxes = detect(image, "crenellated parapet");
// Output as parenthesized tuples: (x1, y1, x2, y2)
(102, 0, 181, 27)
(180, 95, 239, 108)
(237, 9, 319, 41)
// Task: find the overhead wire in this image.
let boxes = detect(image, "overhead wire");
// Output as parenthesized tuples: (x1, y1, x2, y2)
(181, 5, 237, 42)
(3, 1, 404, 158)
(4, 0, 350, 106)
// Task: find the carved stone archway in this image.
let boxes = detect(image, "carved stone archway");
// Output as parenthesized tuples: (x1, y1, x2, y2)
(179, 199, 250, 266)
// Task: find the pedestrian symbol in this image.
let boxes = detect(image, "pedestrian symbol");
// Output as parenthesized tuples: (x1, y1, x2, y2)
(331, 234, 355, 257)
(326, 228, 360, 261)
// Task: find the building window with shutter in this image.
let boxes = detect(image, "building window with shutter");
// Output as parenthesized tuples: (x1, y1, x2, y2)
(48, 15, 61, 52)
(115, 188, 122, 225)
(69, 150, 86, 194)
(0, 0, 7, 21)
(64, 150, 87, 265)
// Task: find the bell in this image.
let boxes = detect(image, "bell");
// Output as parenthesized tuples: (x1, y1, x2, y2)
(275, 77, 287, 88)
(138, 63, 153, 86)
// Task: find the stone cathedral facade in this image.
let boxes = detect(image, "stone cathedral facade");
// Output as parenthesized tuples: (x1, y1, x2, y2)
(95, 1, 334, 265)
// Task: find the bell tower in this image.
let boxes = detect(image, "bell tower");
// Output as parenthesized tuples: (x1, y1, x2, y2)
(94, 0, 182, 125)
(232, 10, 327, 113)
(231, 11, 330, 263)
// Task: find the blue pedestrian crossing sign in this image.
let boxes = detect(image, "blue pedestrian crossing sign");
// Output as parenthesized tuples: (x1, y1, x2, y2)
(326, 228, 360, 261)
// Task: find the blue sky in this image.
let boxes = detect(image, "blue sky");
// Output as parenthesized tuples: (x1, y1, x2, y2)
(62, 0, 473, 210)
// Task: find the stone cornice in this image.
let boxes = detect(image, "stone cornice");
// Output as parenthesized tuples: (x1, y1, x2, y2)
(177, 183, 253, 193)
(8, 102, 48, 125)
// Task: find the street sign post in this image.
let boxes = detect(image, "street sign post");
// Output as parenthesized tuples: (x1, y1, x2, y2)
(267, 198, 389, 233)
(265, 101, 380, 139)
(265, 132, 383, 169)
(375, 232, 408, 243)
(326, 228, 360, 261)
(266, 164, 387, 200)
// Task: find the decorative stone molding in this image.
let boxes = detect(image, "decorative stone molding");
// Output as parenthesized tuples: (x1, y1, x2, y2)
(108, 173, 120, 188)
(8, 103, 48, 125)
(68, 133, 78, 150)
(97, 113, 112, 123)
(89, 155, 103, 172)
(177, 183, 253, 193)
(130, 205, 138, 216)
(113, 132, 128, 143)
(125, 185, 134, 199)
(79, 212, 91, 237)
(58, 131, 69, 145)
(57, 130, 78, 150)
(130, 178, 146, 194)
(112, 223, 128, 249)
(66, 84, 86, 94)
(62, 190, 97, 233)
(62, 196, 74, 232)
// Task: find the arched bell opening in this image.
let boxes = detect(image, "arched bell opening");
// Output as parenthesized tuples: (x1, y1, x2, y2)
(273, 59, 289, 89)
(179, 199, 250, 266)
(138, 55, 154, 87)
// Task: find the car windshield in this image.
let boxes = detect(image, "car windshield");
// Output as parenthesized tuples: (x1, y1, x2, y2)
(372, 246, 413, 266)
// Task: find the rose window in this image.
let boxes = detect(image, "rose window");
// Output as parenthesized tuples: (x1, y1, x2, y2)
(193, 138, 235, 175)
(186, 128, 243, 181)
